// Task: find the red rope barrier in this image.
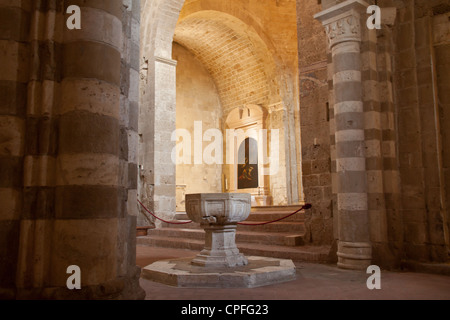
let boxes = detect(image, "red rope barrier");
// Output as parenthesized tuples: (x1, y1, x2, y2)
(237, 203, 312, 226)
(137, 199, 312, 226)
(137, 199, 193, 225)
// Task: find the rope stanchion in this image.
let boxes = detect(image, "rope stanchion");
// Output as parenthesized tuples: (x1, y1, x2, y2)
(137, 199, 193, 225)
(137, 199, 312, 226)
(237, 203, 312, 226)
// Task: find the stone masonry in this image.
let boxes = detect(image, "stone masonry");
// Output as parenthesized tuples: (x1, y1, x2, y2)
(0, 0, 449, 299)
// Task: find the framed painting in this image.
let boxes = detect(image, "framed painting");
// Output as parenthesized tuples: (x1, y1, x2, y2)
(237, 138, 258, 189)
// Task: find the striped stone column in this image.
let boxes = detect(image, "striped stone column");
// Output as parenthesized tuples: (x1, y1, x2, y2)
(16, 0, 63, 294)
(13, 1, 144, 299)
(54, 0, 142, 298)
(316, 1, 372, 270)
(0, 0, 30, 296)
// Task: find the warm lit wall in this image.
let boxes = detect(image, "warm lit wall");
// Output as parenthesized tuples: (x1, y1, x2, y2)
(174, 0, 302, 205)
(173, 43, 223, 210)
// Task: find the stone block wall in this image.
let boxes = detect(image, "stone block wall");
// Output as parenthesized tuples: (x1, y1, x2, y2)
(121, 0, 141, 246)
(434, 14, 450, 257)
(119, 0, 142, 293)
(386, 0, 450, 262)
(0, 0, 31, 292)
(139, 0, 185, 227)
(297, 0, 334, 245)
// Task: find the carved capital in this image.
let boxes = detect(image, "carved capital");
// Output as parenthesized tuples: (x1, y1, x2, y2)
(324, 12, 361, 48)
(314, 0, 369, 48)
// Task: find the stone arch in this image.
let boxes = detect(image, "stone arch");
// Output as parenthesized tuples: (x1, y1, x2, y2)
(174, 0, 302, 205)
(139, 0, 188, 226)
(172, 7, 299, 205)
(178, 0, 296, 70)
(141, 0, 186, 59)
(139, 0, 301, 227)
(174, 10, 281, 113)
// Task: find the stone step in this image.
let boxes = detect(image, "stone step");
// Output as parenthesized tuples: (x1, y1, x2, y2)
(244, 211, 305, 222)
(162, 220, 306, 233)
(137, 235, 330, 263)
(239, 243, 329, 263)
(138, 234, 204, 251)
(175, 212, 304, 222)
(176, 205, 306, 215)
(148, 227, 204, 240)
(161, 220, 198, 229)
(176, 207, 307, 222)
(239, 231, 304, 246)
(148, 227, 305, 246)
(174, 212, 189, 220)
(238, 221, 306, 233)
(251, 205, 307, 212)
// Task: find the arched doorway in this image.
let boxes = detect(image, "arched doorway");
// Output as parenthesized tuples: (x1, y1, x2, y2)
(139, 0, 302, 226)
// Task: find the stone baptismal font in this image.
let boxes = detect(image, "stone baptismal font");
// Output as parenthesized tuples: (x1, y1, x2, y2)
(141, 193, 296, 288)
(186, 193, 250, 268)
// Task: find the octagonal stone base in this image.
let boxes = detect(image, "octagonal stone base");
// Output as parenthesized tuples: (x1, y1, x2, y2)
(141, 256, 296, 288)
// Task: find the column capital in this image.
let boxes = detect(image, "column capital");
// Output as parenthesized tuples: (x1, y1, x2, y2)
(314, 0, 370, 48)
(155, 55, 178, 67)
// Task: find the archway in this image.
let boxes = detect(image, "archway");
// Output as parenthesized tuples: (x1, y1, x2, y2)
(139, 0, 302, 227)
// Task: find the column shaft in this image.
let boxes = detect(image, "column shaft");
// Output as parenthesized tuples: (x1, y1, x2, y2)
(315, 1, 372, 270)
(0, 1, 30, 295)
(14, 1, 144, 299)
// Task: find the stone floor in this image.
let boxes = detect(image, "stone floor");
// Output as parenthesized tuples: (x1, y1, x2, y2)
(137, 245, 450, 300)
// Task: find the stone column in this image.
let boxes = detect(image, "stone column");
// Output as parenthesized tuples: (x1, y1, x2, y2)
(0, 0, 30, 297)
(14, 1, 144, 299)
(267, 102, 289, 205)
(120, 0, 141, 277)
(315, 0, 372, 270)
(139, 56, 177, 227)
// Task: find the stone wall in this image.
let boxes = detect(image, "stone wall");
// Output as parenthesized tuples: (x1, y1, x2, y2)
(434, 14, 450, 256)
(122, 0, 143, 230)
(139, 0, 185, 226)
(173, 43, 223, 208)
(385, 0, 450, 262)
(119, 0, 143, 294)
(0, 0, 30, 293)
(297, 0, 334, 245)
